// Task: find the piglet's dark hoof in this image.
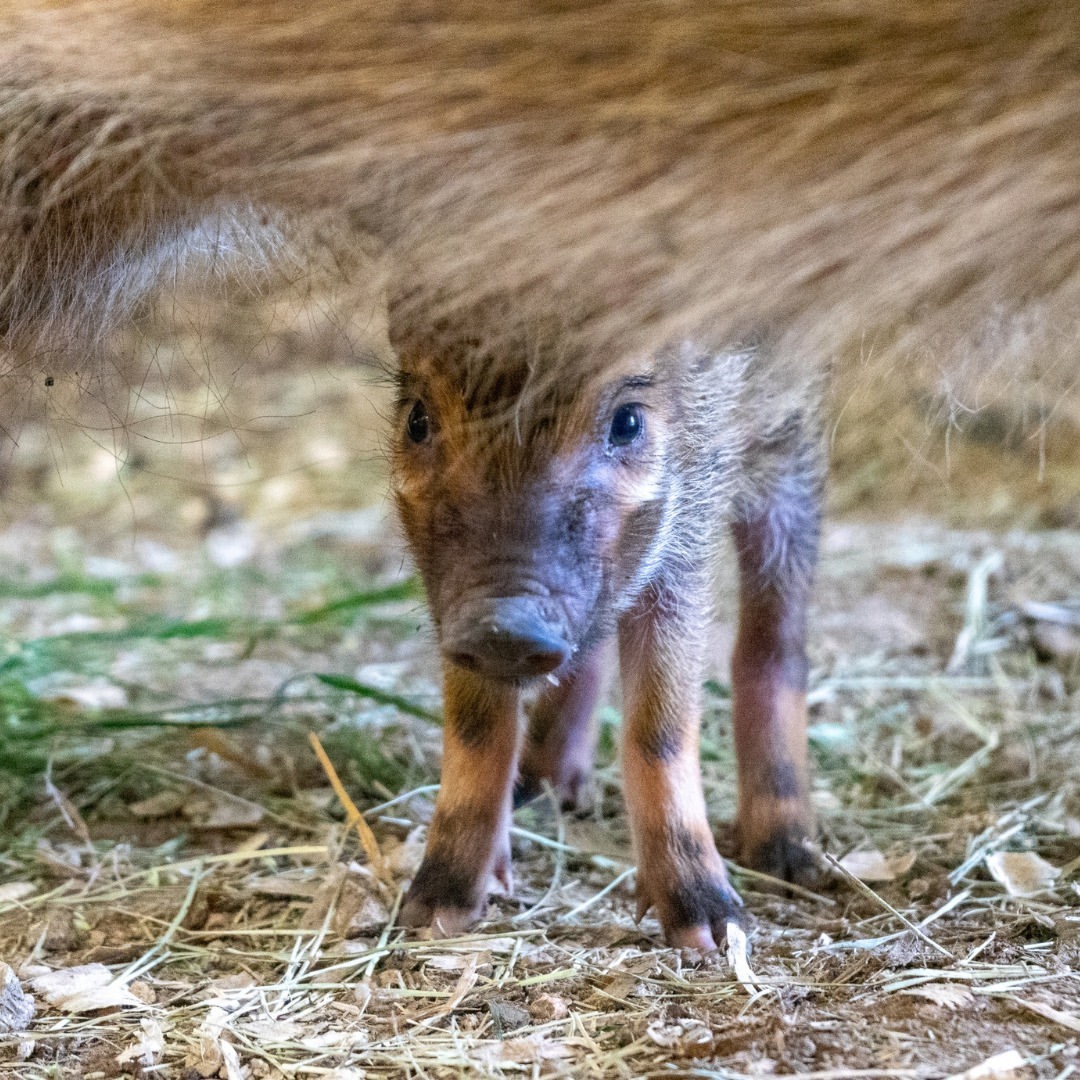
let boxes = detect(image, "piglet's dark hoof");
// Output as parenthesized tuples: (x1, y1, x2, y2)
(398, 843, 515, 937)
(741, 825, 820, 891)
(512, 768, 589, 812)
(637, 871, 744, 953)
(398, 856, 493, 938)
(398, 891, 482, 938)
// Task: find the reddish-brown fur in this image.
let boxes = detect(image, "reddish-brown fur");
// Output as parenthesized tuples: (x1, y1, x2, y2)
(731, 516, 817, 884)
(3, 1, 1079, 946)
(399, 665, 520, 937)
(390, 312, 822, 947)
(3, 1, 1080, 402)
(619, 577, 743, 950)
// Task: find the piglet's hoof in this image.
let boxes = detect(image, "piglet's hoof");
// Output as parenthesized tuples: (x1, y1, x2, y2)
(398, 893, 480, 938)
(398, 858, 486, 937)
(636, 863, 744, 953)
(513, 765, 590, 812)
(738, 821, 820, 891)
(398, 847, 512, 937)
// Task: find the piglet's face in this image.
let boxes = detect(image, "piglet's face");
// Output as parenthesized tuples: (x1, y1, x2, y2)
(391, 346, 677, 683)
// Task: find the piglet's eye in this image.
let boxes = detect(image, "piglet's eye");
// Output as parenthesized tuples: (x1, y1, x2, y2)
(609, 403, 644, 447)
(406, 400, 431, 444)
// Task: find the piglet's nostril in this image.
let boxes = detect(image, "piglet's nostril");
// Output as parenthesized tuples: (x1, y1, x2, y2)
(443, 597, 571, 680)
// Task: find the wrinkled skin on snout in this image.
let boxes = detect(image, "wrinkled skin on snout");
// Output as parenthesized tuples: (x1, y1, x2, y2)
(387, 324, 822, 951)
(393, 355, 668, 686)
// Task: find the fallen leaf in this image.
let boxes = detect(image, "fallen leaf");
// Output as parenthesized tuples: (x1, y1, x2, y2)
(594, 973, 638, 1003)
(334, 878, 392, 937)
(129, 981, 156, 1005)
(473, 1034, 573, 1065)
(41, 681, 129, 710)
(30, 964, 144, 1013)
(116, 1018, 166, 1066)
(726, 921, 762, 994)
(0, 882, 36, 904)
(646, 1017, 714, 1054)
(186, 1036, 222, 1079)
(839, 848, 917, 882)
(944, 1049, 1029, 1080)
(188, 1005, 233, 1078)
(1010, 996, 1080, 1034)
(985, 851, 1060, 897)
(196, 1005, 231, 1040)
(128, 789, 187, 819)
(901, 983, 974, 1010)
(420, 954, 478, 1019)
(182, 790, 265, 829)
(245, 1019, 306, 1042)
(203, 973, 257, 997)
(299, 864, 391, 936)
(383, 829, 428, 876)
(249, 868, 321, 898)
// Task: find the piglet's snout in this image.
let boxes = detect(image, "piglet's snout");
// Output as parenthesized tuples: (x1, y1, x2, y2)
(443, 596, 572, 680)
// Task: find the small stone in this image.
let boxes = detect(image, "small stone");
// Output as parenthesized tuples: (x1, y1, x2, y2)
(0, 963, 36, 1032)
(489, 1000, 530, 1036)
(529, 993, 569, 1022)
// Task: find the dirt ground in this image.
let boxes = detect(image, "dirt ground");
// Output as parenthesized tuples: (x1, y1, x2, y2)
(0, 284, 1077, 1078)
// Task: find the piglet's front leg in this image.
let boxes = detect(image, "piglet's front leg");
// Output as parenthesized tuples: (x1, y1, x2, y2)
(400, 665, 521, 936)
(619, 579, 742, 952)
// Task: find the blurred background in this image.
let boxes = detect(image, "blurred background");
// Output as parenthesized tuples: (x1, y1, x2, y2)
(2, 255, 1079, 544)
